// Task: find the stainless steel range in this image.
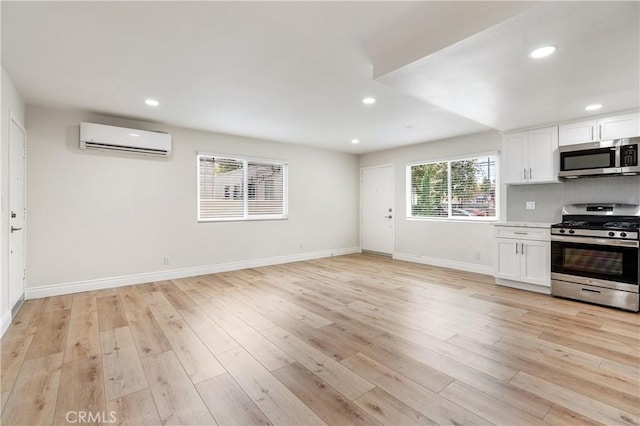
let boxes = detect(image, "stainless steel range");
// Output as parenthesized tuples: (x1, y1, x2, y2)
(551, 204, 640, 312)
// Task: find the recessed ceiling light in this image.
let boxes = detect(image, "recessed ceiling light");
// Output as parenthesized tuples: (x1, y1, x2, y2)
(351, 139, 360, 144)
(129, 133, 140, 137)
(585, 104, 603, 111)
(145, 99, 159, 106)
(362, 97, 376, 105)
(529, 46, 556, 59)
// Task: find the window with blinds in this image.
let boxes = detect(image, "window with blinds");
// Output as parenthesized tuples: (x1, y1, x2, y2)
(408, 155, 499, 220)
(198, 154, 287, 221)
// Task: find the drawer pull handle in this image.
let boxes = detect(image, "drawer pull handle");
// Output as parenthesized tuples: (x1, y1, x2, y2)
(581, 288, 601, 295)
(513, 232, 528, 235)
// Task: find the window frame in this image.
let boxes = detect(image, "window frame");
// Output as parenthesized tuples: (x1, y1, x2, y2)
(406, 152, 500, 222)
(197, 152, 288, 222)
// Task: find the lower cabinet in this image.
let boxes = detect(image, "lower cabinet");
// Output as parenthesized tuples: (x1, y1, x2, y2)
(494, 225, 550, 292)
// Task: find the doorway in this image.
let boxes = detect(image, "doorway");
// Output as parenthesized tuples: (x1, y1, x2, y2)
(9, 114, 26, 311)
(361, 165, 394, 255)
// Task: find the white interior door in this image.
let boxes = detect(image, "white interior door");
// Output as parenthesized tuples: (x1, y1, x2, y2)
(361, 165, 394, 254)
(9, 116, 26, 308)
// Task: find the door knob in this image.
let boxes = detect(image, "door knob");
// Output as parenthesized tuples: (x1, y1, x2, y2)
(384, 215, 392, 219)
(11, 226, 22, 233)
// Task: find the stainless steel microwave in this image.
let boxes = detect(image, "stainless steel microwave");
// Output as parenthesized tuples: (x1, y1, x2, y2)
(558, 138, 639, 178)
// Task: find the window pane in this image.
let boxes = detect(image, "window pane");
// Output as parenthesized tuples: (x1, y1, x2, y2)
(247, 162, 284, 216)
(410, 162, 448, 217)
(199, 156, 244, 219)
(451, 156, 497, 218)
(407, 155, 499, 220)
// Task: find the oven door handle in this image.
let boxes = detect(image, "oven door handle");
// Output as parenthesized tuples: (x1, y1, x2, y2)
(551, 235, 639, 248)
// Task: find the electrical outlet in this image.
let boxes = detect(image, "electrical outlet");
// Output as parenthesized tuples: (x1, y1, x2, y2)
(475, 252, 481, 260)
(163, 256, 170, 265)
(526, 201, 536, 210)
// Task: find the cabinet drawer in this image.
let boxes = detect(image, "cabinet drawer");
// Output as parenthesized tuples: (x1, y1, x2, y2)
(494, 226, 550, 241)
(551, 280, 639, 311)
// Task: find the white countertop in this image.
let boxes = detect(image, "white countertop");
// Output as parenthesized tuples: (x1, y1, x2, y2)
(494, 221, 554, 228)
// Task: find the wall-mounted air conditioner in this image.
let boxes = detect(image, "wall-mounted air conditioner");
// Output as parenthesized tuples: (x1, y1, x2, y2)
(80, 122, 171, 157)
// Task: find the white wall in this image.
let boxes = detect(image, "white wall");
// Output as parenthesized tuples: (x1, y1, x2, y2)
(1, 67, 26, 334)
(26, 106, 359, 296)
(359, 131, 502, 274)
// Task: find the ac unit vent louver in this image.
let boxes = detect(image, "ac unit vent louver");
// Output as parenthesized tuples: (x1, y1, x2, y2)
(80, 122, 171, 157)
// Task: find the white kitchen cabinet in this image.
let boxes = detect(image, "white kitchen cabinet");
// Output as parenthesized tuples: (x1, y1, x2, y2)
(494, 225, 550, 292)
(559, 112, 639, 146)
(503, 132, 527, 183)
(599, 112, 639, 140)
(558, 120, 597, 146)
(502, 126, 558, 184)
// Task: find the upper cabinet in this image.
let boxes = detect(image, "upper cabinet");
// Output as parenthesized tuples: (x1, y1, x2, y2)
(503, 126, 559, 184)
(559, 112, 640, 146)
(599, 113, 640, 140)
(558, 120, 597, 146)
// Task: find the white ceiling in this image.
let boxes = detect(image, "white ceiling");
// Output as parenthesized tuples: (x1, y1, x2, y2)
(379, 1, 640, 133)
(2, 2, 638, 154)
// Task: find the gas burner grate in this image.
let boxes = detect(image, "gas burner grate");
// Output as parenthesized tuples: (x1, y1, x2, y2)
(603, 222, 640, 230)
(560, 221, 589, 227)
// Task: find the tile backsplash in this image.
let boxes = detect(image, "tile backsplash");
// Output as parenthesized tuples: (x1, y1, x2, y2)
(507, 175, 640, 222)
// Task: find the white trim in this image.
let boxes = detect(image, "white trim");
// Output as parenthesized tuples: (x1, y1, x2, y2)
(495, 278, 551, 294)
(393, 252, 493, 275)
(197, 151, 288, 166)
(1, 310, 12, 337)
(406, 150, 500, 167)
(26, 247, 361, 299)
(360, 163, 395, 170)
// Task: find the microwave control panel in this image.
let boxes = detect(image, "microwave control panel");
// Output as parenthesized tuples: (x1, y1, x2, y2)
(621, 144, 638, 167)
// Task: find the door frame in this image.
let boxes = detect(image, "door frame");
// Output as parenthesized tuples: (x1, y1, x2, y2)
(360, 164, 395, 255)
(8, 112, 27, 311)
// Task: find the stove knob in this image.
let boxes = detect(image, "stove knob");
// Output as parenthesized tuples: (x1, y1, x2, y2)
(568, 229, 575, 234)
(621, 232, 627, 238)
(559, 229, 566, 234)
(608, 231, 615, 237)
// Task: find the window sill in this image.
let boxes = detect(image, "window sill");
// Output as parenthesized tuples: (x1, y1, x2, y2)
(198, 215, 288, 223)
(406, 216, 499, 224)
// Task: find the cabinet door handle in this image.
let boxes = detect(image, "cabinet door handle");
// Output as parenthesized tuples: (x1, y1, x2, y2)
(599, 124, 602, 140)
(523, 168, 527, 180)
(521, 242, 525, 254)
(529, 168, 532, 180)
(515, 243, 518, 255)
(591, 126, 594, 141)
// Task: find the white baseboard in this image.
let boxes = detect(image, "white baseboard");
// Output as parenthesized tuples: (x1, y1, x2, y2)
(26, 247, 361, 299)
(1, 309, 12, 338)
(392, 252, 493, 276)
(495, 278, 551, 294)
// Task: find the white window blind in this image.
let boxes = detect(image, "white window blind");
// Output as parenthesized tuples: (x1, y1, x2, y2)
(247, 162, 285, 216)
(408, 155, 499, 220)
(198, 154, 287, 221)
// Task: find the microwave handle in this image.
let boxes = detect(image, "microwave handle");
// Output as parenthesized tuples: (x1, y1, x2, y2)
(615, 145, 621, 167)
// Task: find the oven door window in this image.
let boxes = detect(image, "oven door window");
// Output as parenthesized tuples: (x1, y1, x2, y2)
(552, 241, 638, 285)
(560, 148, 615, 171)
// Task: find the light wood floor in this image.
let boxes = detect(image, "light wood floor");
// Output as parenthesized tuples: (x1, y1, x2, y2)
(1, 254, 639, 425)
